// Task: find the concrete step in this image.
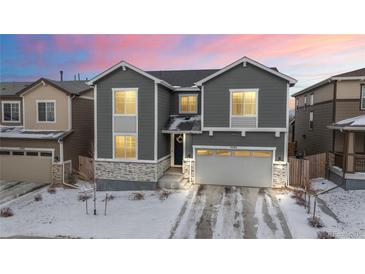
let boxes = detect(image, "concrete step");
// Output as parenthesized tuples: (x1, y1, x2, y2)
(158, 173, 192, 190)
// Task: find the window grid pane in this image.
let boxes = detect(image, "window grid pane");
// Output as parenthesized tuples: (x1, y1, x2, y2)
(38, 102, 46, 121)
(3, 104, 11, 121)
(232, 91, 256, 116)
(115, 136, 125, 158)
(115, 135, 136, 159)
(11, 104, 19, 121)
(46, 102, 55, 121)
(115, 90, 136, 115)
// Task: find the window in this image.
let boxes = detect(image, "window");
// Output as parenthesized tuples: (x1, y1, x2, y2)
(2, 101, 20, 122)
(40, 152, 52, 157)
(179, 95, 197, 114)
(114, 90, 137, 115)
(310, 94, 314, 106)
(196, 149, 214, 156)
(361, 85, 365, 110)
(37, 101, 55, 122)
(215, 150, 231, 156)
(231, 90, 257, 116)
(233, 150, 251, 157)
(295, 98, 299, 110)
(26, 151, 39, 156)
(115, 135, 136, 159)
(252, 151, 272, 157)
(309, 111, 314, 130)
(304, 95, 307, 106)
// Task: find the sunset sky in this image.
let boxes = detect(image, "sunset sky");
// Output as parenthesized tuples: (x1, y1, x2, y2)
(1, 34, 364, 105)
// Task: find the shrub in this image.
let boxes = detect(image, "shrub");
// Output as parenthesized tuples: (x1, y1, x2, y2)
(128, 192, 145, 200)
(159, 190, 171, 200)
(102, 194, 115, 202)
(0, 207, 14, 217)
(34, 194, 42, 201)
(292, 189, 306, 206)
(317, 231, 335, 239)
(47, 187, 56, 194)
(308, 217, 324, 228)
(78, 193, 91, 201)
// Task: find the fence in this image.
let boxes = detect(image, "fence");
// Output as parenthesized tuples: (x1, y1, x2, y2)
(288, 142, 296, 156)
(305, 153, 327, 179)
(79, 156, 94, 180)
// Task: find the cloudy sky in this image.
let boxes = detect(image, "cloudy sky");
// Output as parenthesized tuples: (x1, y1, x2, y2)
(1, 34, 364, 99)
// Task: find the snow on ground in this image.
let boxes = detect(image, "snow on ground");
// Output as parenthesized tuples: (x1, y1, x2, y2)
(0, 186, 190, 239)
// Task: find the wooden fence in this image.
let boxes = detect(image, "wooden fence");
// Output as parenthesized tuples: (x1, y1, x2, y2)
(288, 142, 296, 156)
(305, 153, 327, 179)
(78, 156, 93, 180)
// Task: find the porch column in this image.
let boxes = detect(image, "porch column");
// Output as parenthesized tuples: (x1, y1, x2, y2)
(345, 131, 355, 173)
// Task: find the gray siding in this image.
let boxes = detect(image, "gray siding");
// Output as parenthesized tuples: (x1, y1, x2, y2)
(96, 67, 155, 160)
(203, 63, 287, 128)
(191, 132, 285, 161)
(170, 91, 201, 115)
(158, 84, 172, 158)
(336, 100, 365, 122)
(295, 102, 334, 155)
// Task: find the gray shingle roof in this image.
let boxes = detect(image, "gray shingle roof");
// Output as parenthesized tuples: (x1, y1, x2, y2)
(163, 115, 201, 133)
(0, 82, 32, 96)
(46, 79, 92, 95)
(333, 68, 365, 78)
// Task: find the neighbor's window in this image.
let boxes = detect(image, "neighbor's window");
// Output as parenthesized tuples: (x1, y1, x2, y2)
(179, 95, 197, 114)
(37, 101, 55, 122)
(295, 98, 299, 110)
(361, 85, 365, 110)
(115, 135, 136, 159)
(304, 95, 307, 106)
(114, 90, 137, 115)
(309, 111, 314, 130)
(2, 101, 20, 122)
(231, 91, 257, 116)
(310, 94, 314, 106)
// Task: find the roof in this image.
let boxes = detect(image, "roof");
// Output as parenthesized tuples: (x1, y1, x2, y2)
(162, 115, 201, 133)
(0, 82, 33, 96)
(147, 69, 218, 87)
(195, 56, 297, 86)
(0, 126, 72, 140)
(292, 67, 365, 97)
(327, 115, 365, 131)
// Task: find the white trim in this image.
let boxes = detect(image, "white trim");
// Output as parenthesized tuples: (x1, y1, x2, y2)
(154, 82, 158, 161)
(195, 56, 297, 86)
(201, 85, 204, 128)
(67, 96, 72, 130)
(310, 93, 314, 106)
(183, 133, 186, 160)
(202, 127, 287, 133)
(94, 84, 98, 159)
(331, 76, 365, 81)
(175, 87, 200, 91)
(178, 93, 198, 114)
(79, 96, 94, 100)
(59, 140, 64, 162)
(22, 96, 25, 126)
(1, 100, 21, 123)
(86, 60, 174, 89)
(36, 99, 56, 123)
(0, 147, 55, 164)
(361, 85, 365, 110)
(162, 130, 202, 134)
(229, 89, 259, 128)
(284, 83, 289, 162)
(18, 81, 45, 97)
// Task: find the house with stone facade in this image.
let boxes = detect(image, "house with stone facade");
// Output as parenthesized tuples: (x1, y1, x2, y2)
(0, 77, 94, 185)
(88, 56, 296, 190)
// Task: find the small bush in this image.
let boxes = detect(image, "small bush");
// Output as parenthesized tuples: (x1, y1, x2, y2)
(317, 231, 335, 239)
(159, 190, 171, 201)
(48, 187, 56, 194)
(128, 192, 145, 200)
(308, 217, 324, 228)
(0, 207, 14, 217)
(34, 194, 42, 201)
(102, 194, 115, 202)
(78, 193, 91, 201)
(291, 189, 307, 206)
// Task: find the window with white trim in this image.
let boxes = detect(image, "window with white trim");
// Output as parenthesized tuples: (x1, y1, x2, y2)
(37, 101, 55, 122)
(309, 111, 314, 130)
(231, 90, 257, 116)
(2, 101, 20, 122)
(310, 94, 314, 106)
(179, 94, 197, 114)
(361, 85, 365, 110)
(114, 90, 137, 115)
(304, 95, 307, 106)
(114, 135, 136, 159)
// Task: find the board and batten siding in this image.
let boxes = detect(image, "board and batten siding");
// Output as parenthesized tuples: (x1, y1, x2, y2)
(203, 63, 287, 128)
(158, 84, 172, 159)
(96, 67, 155, 160)
(170, 91, 201, 115)
(192, 132, 285, 161)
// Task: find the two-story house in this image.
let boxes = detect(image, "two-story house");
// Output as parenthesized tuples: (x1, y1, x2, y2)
(0, 77, 94, 185)
(88, 57, 296, 190)
(292, 68, 365, 189)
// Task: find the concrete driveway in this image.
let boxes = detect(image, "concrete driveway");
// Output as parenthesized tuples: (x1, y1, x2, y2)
(170, 185, 292, 239)
(0, 181, 47, 204)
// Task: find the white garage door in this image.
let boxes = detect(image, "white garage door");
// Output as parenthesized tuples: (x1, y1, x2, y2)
(0, 150, 53, 184)
(195, 148, 273, 187)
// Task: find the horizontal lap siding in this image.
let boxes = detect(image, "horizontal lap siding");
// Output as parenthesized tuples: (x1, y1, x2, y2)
(336, 101, 365, 122)
(158, 85, 172, 159)
(96, 68, 155, 160)
(192, 132, 285, 161)
(204, 63, 287, 128)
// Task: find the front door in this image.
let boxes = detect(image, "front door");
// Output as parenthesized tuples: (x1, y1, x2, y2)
(173, 134, 183, 166)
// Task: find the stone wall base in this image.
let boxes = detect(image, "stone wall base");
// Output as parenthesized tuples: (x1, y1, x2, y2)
(273, 162, 288, 188)
(52, 163, 63, 186)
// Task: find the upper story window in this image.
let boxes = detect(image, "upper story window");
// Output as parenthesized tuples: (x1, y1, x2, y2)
(295, 98, 299, 110)
(37, 100, 55, 123)
(179, 94, 197, 114)
(2, 101, 20, 123)
(310, 94, 314, 106)
(361, 85, 365, 110)
(304, 95, 307, 106)
(231, 90, 257, 116)
(114, 89, 137, 115)
(309, 111, 314, 130)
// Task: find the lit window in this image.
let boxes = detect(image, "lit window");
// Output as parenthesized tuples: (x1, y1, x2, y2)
(252, 151, 272, 157)
(196, 149, 214, 156)
(231, 91, 257, 116)
(361, 86, 365, 110)
(233, 150, 251, 157)
(115, 135, 136, 159)
(179, 95, 197, 113)
(215, 150, 231, 156)
(114, 90, 137, 115)
(37, 101, 55, 122)
(2, 101, 20, 122)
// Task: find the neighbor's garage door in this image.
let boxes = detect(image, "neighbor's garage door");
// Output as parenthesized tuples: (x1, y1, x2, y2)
(195, 148, 273, 187)
(0, 150, 53, 184)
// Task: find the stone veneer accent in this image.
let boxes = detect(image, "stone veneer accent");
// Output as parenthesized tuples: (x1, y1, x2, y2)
(183, 158, 195, 182)
(95, 156, 171, 183)
(273, 162, 288, 188)
(52, 163, 63, 186)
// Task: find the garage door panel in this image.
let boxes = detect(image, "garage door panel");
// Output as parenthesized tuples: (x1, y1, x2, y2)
(195, 149, 273, 187)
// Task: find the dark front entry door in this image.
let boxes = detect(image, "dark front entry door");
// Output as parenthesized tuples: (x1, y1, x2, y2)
(174, 134, 183, 166)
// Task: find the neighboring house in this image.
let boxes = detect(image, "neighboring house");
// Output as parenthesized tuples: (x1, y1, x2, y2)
(292, 68, 365, 189)
(0, 77, 94, 185)
(87, 56, 296, 190)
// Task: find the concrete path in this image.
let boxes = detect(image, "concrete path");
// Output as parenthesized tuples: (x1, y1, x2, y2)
(171, 185, 293, 239)
(0, 181, 47, 204)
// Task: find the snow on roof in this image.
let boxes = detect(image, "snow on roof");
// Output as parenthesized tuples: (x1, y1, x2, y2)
(335, 115, 365, 127)
(0, 126, 70, 140)
(163, 115, 201, 133)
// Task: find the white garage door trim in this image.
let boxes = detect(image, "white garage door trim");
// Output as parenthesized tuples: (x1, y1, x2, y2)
(193, 145, 276, 187)
(0, 147, 55, 162)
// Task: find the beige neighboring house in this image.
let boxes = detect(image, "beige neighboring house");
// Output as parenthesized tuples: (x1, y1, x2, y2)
(0, 77, 94, 185)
